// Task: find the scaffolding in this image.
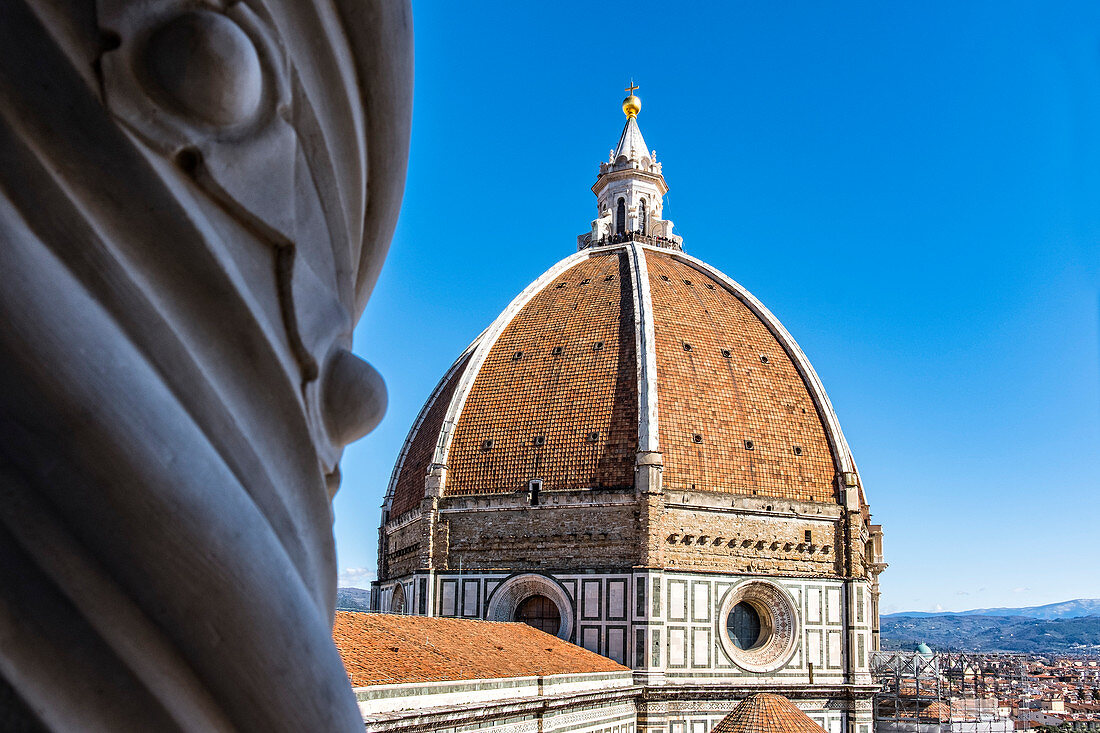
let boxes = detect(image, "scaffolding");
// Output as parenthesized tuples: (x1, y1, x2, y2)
(871, 651, 1024, 732)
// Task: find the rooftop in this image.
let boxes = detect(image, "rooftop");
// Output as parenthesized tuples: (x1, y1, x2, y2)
(333, 611, 628, 687)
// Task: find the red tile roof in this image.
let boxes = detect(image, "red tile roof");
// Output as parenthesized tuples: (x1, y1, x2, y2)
(920, 701, 952, 721)
(444, 252, 638, 496)
(711, 693, 827, 733)
(333, 612, 628, 687)
(388, 245, 851, 518)
(647, 254, 838, 502)
(389, 351, 471, 516)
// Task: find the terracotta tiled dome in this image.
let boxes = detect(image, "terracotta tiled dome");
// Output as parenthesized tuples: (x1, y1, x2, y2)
(711, 693, 827, 733)
(385, 243, 861, 518)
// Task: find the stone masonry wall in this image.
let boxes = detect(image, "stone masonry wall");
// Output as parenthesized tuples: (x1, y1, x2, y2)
(655, 503, 844, 577)
(382, 514, 425, 579)
(436, 493, 641, 571)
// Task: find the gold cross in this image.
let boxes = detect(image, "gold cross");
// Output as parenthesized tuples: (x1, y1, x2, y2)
(625, 79, 639, 95)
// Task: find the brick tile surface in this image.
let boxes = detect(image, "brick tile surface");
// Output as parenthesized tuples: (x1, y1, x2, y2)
(646, 252, 838, 503)
(390, 352, 472, 516)
(711, 693, 827, 733)
(333, 611, 627, 687)
(392, 248, 842, 510)
(444, 252, 637, 494)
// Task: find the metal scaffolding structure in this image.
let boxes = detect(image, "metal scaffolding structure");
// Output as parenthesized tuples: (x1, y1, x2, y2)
(871, 651, 1024, 732)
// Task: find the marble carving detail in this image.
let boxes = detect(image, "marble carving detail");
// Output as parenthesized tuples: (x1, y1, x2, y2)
(0, 0, 411, 730)
(716, 581, 800, 674)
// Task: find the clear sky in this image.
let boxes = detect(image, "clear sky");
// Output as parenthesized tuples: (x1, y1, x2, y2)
(334, 2, 1100, 614)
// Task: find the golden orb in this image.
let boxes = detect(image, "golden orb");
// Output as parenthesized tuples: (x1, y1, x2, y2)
(622, 94, 641, 118)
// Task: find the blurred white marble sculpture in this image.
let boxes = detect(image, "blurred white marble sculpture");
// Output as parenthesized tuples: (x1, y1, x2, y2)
(0, 1, 412, 730)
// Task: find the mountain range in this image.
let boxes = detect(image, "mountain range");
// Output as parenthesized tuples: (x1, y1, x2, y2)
(881, 614, 1100, 654)
(881, 599, 1100, 654)
(336, 587, 372, 612)
(884, 598, 1100, 620)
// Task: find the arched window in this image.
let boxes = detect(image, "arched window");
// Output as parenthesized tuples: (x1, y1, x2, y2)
(639, 198, 647, 235)
(515, 594, 561, 635)
(615, 198, 626, 235)
(391, 584, 406, 614)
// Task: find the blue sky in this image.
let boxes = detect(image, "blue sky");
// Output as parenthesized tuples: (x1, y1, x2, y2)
(334, 2, 1100, 614)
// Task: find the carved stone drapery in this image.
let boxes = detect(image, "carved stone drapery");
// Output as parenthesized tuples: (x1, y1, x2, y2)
(0, 1, 411, 730)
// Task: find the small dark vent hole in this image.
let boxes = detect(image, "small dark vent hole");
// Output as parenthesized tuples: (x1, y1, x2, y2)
(512, 351, 523, 361)
(682, 342, 692, 352)
(759, 355, 770, 364)
(551, 346, 563, 356)
(721, 348, 732, 358)
(99, 29, 122, 52)
(691, 433, 703, 444)
(580, 278, 591, 285)
(555, 283, 567, 289)
(744, 440, 755, 450)
(705, 283, 716, 290)
(594, 341, 605, 351)
(660, 275, 670, 281)
(587, 431, 600, 442)
(604, 275, 614, 282)
(805, 530, 813, 543)
(793, 445, 803, 456)
(175, 147, 202, 175)
(766, 505, 773, 512)
(481, 439, 494, 451)
(533, 435, 546, 446)
(683, 280, 692, 286)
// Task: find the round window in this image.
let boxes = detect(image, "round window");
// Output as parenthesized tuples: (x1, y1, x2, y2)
(727, 601, 762, 649)
(717, 581, 799, 673)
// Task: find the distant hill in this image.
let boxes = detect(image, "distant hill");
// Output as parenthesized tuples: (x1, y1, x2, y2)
(336, 587, 372, 612)
(881, 614, 1100, 654)
(884, 599, 1100, 620)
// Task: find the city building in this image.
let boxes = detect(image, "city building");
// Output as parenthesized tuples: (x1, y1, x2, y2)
(371, 86, 887, 733)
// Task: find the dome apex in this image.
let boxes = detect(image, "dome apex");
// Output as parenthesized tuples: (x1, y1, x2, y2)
(622, 95, 641, 118)
(622, 79, 641, 118)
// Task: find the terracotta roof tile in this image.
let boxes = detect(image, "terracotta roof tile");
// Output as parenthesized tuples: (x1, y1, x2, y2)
(390, 352, 472, 516)
(920, 701, 952, 721)
(444, 251, 637, 494)
(388, 246, 850, 519)
(333, 611, 628, 687)
(646, 253, 838, 502)
(711, 693, 827, 733)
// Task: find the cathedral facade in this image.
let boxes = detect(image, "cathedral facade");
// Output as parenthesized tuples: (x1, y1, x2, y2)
(372, 89, 886, 733)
